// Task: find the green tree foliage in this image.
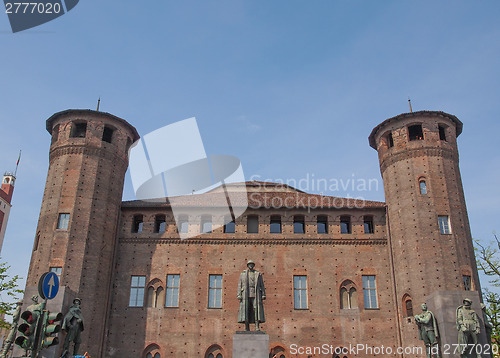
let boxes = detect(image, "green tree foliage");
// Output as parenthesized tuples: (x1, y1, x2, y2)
(0, 258, 23, 329)
(475, 234, 500, 348)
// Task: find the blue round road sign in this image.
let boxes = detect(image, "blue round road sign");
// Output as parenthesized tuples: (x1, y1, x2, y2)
(40, 272, 59, 300)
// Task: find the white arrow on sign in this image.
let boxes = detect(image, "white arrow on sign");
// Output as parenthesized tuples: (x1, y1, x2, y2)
(47, 275, 55, 298)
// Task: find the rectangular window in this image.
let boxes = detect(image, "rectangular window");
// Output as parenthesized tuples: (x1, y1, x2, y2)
(408, 124, 424, 141)
(463, 275, 472, 291)
(154, 215, 166, 233)
(224, 221, 235, 233)
(362, 275, 378, 309)
(317, 216, 328, 234)
(247, 215, 259, 233)
(208, 274, 222, 308)
(132, 215, 143, 233)
(364, 216, 374, 234)
(102, 126, 114, 143)
(270, 216, 281, 234)
(166, 274, 180, 307)
(340, 216, 351, 234)
(57, 213, 70, 230)
(293, 216, 305, 234)
(129, 276, 146, 307)
(439, 125, 447, 141)
(70, 122, 87, 138)
(50, 267, 62, 278)
(201, 219, 212, 233)
(438, 215, 451, 234)
(293, 276, 308, 309)
(179, 218, 189, 233)
(387, 132, 394, 148)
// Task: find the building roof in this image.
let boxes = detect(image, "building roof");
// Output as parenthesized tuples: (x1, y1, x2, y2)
(46, 109, 140, 142)
(121, 181, 386, 210)
(368, 110, 463, 149)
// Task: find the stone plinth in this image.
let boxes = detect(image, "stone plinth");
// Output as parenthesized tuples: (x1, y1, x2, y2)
(427, 291, 491, 358)
(233, 331, 269, 358)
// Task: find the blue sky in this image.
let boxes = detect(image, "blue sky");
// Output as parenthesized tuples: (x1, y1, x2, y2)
(0, 1, 499, 293)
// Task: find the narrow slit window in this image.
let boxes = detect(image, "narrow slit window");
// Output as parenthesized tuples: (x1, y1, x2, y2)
(70, 122, 87, 138)
(408, 124, 424, 141)
(51, 125, 59, 144)
(439, 125, 447, 141)
(463, 275, 472, 291)
(387, 132, 394, 148)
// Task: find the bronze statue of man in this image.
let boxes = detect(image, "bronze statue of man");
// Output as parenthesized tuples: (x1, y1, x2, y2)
(415, 303, 439, 358)
(237, 260, 266, 331)
(456, 298, 481, 358)
(62, 297, 85, 357)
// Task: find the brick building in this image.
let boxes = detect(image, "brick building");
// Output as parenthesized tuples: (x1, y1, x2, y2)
(19, 109, 481, 358)
(0, 172, 15, 253)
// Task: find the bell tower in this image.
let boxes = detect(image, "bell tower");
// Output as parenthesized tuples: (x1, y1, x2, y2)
(23, 109, 139, 357)
(0, 172, 16, 252)
(369, 111, 480, 350)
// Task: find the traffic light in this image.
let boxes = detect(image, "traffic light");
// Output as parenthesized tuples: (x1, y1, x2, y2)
(14, 308, 40, 350)
(39, 310, 63, 349)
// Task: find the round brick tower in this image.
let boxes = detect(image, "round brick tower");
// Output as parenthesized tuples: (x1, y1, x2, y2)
(369, 111, 481, 350)
(25, 109, 139, 357)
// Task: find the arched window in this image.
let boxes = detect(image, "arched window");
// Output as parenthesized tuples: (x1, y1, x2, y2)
(146, 279, 164, 308)
(270, 345, 286, 358)
(340, 280, 357, 309)
(205, 344, 223, 358)
(143, 343, 160, 358)
(419, 179, 427, 195)
(403, 294, 413, 317)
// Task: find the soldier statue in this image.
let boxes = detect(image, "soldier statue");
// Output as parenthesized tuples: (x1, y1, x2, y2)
(481, 303, 493, 349)
(456, 298, 481, 358)
(415, 303, 440, 358)
(0, 301, 22, 358)
(237, 260, 266, 331)
(61, 298, 84, 358)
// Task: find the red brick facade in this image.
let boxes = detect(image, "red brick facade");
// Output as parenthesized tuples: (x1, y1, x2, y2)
(20, 109, 479, 358)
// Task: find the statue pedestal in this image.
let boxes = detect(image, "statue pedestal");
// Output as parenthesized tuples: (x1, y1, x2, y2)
(233, 331, 269, 358)
(427, 291, 490, 358)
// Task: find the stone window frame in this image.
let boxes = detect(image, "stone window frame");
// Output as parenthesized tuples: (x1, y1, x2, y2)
(146, 278, 165, 308)
(418, 177, 428, 195)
